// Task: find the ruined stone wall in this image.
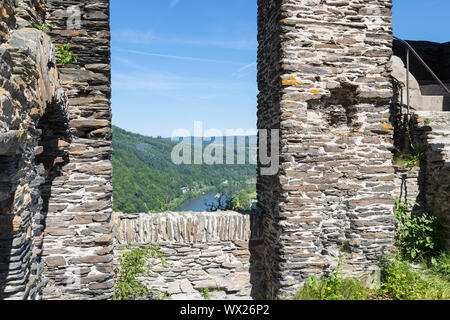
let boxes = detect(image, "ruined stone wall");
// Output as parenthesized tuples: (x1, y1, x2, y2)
(257, 0, 396, 297)
(0, 0, 113, 300)
(2, 0, 448, 301)
(411, 112, 450, 249)
(113, 212, 264, 300)
(0, 0, 67, 299)
(40, 0, 113, 299)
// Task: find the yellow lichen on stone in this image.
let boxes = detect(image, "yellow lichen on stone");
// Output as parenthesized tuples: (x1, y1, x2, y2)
(329, 131, 343, 136)
(382, 124, 393, 130)
(282, 76, 302, 86)
(310, 89, 320, 94)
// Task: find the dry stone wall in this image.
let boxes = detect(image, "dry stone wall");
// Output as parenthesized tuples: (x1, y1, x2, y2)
(113, 212, 264, 300)
(1, 0, 449, 301)
(0, 0, 114, 300)
(40, 0, 113, 300)
(0, 0, 67, 299)
(411, 112, 450, 249)
(257, 0, 396, 297)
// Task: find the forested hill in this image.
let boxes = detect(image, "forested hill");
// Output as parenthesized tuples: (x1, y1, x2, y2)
(112, 126, 257, 213)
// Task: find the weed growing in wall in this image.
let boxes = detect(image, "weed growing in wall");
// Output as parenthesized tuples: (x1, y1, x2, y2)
(394, 149, 424, 170)
(55, 43, 78, 66)
(394, 122, 426, 170)
(33, 23, 55, 33)
(200, 288, 211, 300)
(113, 245, 167, 300)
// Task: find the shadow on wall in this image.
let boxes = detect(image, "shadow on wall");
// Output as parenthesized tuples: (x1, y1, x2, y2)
(35, 101, 71, 294)
(0, 101, 69, 299)
(248, 213, 265, 299)
(0, 154, 21, 299)
(411, 118, 450, 249)
(392, 79, 450, 249)
(393, 40, 450, 83)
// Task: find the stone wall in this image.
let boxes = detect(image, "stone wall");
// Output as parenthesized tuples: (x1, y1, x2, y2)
(411, 112, 450, 249)
(1, 0, 449, 301)
(113, 212, 264, 300)
(0, 0, 66, 299)
(40, 0, 113, 300)
(0, 0, 114, 300)
(257, 0, 396, 297)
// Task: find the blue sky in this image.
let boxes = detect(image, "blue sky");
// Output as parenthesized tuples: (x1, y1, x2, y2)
(111, 0, 257, 137)
(111, 0, 449, 137)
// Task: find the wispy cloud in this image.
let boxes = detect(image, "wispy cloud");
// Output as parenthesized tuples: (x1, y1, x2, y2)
(233, 62, 257, 79)
(115, 48, 243, 66)
(112, 56, 253, 92)
(112, 29, 256, 51)
(170, 0, 180, 8)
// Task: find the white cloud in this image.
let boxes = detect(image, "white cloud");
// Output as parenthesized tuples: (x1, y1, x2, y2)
(170, 0, 180, 8)
(112, 29, 256, 51)
(115, 48, 243, 66)
(112, 56, 253, 92)
(233, 62, 257, 79)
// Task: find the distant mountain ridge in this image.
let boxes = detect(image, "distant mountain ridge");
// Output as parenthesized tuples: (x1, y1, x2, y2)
(112, 126, 257, 213)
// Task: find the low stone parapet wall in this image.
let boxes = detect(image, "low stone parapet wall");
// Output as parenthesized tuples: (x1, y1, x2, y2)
(112, 211, 264, 300)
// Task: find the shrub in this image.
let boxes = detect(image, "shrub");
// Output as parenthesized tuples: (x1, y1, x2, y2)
(428, 252, 450, 281)
(206, 194, 242, 211)
(113, 245, 166, 300)
(394, 197, 441, 261)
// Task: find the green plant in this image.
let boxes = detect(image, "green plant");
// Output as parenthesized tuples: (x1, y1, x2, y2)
(394, 197, 441, 261)
(376, 256, 447, 300)
(33, 23, 55, 33)
(55, 43, 78, 66)
(424, 118, 432, 125)
(394, 123, 426, 170)
(296, 243, 368, 300)
(427, 252, 450, 281)
(200, 288, 211, 300)
(113, 245, 166, 300)
(296, 275, 368, 300)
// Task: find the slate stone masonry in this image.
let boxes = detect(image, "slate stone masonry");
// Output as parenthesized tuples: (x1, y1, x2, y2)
(40, 0, 113, 299)
(257, 0, 396, 297)
(113, 212, 264, 300)
(1, 0, 449, 301)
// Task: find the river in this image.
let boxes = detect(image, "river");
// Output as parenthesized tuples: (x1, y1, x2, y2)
(177, 193, 229, 212)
